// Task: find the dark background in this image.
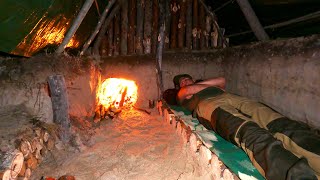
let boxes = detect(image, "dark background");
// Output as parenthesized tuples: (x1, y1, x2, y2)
(205, 0, 320, 45)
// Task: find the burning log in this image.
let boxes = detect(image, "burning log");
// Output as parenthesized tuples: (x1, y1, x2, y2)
(192, 0, 199, 50)
(136, 0, 145, 54)
(143, 0, 152, 54)
(120, 0, 128, 55)
(128, 0, 136, 54)
(114, 13, 121, 56)
(199, 4, 206, 50)
(185, 0, 192, 49)
(177, 0, 186, 48)
(170, 0, 179, 49)
(151, 0, 159, 54)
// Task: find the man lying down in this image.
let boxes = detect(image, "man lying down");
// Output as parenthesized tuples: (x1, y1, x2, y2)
(167, 74, 320, 180)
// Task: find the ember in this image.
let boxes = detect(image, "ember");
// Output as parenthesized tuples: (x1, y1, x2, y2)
(94, 78, 138, 121)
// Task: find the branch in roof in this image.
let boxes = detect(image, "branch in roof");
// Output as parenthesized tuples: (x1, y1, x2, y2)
(120, 0, 128, 55)
(56, 0, 95, 54)
(93, 3, 121, 56)
(235, 0, 270, 41)
(80, 0, 117, 56)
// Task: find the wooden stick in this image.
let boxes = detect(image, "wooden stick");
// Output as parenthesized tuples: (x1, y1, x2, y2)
(143, 0, 152, 54)
(93, 4, 121, 56)
(205, 14, 212, 48)
(164, 0, 171, 49)
(107, 19, 114, 56)
(235, 0, 269, 41)
(178, 0, 186, 48)
(128, 0, 137, 54)
(198, 0, 229, 47)
(185, 0, 192, 49)
(114, 12, 121, 56)
(120, 0, 128, 55)
(48, 75, 71, 143)
(136, 0, 145, 54)
(156, 0, 168, 96)
(170, 0, 179, 49)
(56, 0, 94, 54)
(151, 0, 159, 54)
(10, 152, 24, 179)
(192, 0, 199, 50)
(80, 0, 117, 55)
(199, 4, 206, 50)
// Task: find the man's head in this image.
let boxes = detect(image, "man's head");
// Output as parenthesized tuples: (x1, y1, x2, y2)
(173, 74, 194, 89)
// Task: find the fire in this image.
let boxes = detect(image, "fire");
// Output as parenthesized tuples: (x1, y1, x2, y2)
(96, 78, 138, 110)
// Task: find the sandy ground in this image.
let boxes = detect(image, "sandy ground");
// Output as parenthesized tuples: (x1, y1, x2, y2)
(31, 109, 213, 180)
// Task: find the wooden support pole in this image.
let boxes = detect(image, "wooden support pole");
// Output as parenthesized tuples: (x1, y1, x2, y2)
(205, 14, 212, 48)
(47, 75, 71, 143)
(185, 0, 192, 50)
(99, 35, 109, 56)
(192, 0, 199, 50)
(164, 0, 171, 49)
(178, 0, 186, 48)
(199, 4, 206, 50)
(136, 0, 145, 54)
(170, 0, 179, 49)
(56, 0, 94, 54)
(108, 19, 114, 56)
(114, 13, 120, 56)
(93, 4, 120, 56)
(121, 0, 128, 55)
(128, 0, 136, 54)
(143, 0, 153, 54)
(80, 0, 116, 56)
(235, 0, 269, 41)
(151, 0, 159, 54)
(156, 0, 168, 97)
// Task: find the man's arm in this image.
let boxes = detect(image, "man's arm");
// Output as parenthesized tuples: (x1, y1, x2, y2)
(177, 77, 226, 104)
(195, 77, 226, 89)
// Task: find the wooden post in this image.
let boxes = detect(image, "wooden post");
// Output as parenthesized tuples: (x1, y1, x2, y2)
(136, 0, 145, 54)
(185, 0, 192, 50)
(199, 4, 206, 50)
(178, 0, 186, 48)
(164, 0, 171, 49)
(99, 35, 109, 56)
(80, 0, 117, 56)
(114, 13, 120, 56)
(170, 0, 179, 49)
(205, 14, 212, 48)
(56, 0, 94, 54)
(192, 0, 199, 50)
(108, 19, 114, 56)
(128, 0, 136, 54)
(235, 0, 269, 41)
(156, 0, 167, 97)
(47, 75, 71, 143)
(121, 0, 128, 55)
(143, 0, 152, 54)
(93, 4, 120, 56)
(151, 0, 159, 54)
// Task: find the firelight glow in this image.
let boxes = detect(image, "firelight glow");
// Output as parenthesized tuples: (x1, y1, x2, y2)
(96, 78, 138, 110)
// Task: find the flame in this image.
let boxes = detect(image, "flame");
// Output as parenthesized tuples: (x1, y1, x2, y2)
(96, 78, 138, 110)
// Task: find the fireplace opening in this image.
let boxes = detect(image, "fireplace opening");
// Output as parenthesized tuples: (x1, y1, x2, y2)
(94, 78, 138, 122)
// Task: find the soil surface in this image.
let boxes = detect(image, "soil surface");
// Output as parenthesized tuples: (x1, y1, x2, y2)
(32, 109, 213, 180)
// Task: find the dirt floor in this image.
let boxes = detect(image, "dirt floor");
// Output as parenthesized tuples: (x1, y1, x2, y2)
(31, 109, 214, 180)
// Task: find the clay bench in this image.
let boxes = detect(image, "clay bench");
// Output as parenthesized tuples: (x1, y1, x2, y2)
(157, 101, 264, 180)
